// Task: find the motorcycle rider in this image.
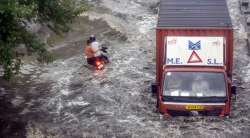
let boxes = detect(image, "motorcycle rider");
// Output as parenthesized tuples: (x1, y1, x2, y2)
(89, 35, 101, 58)
(89, 35, 109, 63)
(84, 39, 96, 66)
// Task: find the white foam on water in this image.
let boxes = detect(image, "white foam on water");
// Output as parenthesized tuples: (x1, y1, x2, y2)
(137, 15, 157, 34)
(11, 96, 25, 107)
(20, 64, 36, 75)
(67, 101, 90, 107)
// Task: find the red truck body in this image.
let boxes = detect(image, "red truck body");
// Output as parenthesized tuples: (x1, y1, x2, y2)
(154, 0, 235, 116)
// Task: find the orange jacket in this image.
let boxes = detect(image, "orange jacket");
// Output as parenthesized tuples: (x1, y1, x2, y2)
(84, 45, 95, 58)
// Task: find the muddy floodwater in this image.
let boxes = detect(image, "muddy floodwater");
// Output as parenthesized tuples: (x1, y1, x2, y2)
(1, 0, 250, 138)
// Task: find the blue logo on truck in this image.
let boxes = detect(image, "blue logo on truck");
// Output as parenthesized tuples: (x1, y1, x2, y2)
(188, 40, 201, 50)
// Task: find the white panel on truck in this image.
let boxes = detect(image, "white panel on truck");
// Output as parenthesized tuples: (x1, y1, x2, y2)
(166, 36, 224, 66)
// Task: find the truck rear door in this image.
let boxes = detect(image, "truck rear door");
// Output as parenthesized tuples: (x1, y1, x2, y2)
(165, 36, 225, 67)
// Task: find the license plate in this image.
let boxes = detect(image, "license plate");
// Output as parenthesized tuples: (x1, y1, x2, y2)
(185, 105, 204, 110)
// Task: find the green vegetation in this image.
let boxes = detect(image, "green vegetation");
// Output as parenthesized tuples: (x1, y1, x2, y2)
(0, 0, 88, 80)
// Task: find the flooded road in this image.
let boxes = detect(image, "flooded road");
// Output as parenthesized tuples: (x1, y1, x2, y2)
(1, 0, 250, 137)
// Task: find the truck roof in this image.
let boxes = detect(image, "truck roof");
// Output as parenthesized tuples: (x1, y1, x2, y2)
(157, 0, 232, 28)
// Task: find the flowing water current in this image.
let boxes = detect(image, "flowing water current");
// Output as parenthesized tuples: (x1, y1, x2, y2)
(1, 0, 250, 137)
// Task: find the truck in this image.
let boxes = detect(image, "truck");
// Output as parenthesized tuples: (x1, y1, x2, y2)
(152, 0, 237, 116)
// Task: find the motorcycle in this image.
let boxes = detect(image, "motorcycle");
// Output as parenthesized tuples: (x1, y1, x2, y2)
(98, 46, 109, 69)
(86, 46, 109, 70)
(94, 58, 105, 70)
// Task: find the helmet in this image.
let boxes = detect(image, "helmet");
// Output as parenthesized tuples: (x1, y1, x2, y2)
(89, 35, 96, 42)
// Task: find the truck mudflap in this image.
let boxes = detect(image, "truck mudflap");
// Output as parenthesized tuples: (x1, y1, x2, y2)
(159, 102, 227, 116)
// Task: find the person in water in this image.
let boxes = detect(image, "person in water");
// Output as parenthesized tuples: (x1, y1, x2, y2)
(84, 39, 96, 66)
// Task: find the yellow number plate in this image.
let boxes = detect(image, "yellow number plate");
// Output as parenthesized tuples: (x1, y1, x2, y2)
(185, 105, 204, 110)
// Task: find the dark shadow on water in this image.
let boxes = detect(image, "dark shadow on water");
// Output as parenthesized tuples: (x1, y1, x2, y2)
(0, 78, 26, 138)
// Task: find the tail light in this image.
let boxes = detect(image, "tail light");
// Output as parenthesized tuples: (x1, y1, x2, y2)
(96, 61, 104, 70)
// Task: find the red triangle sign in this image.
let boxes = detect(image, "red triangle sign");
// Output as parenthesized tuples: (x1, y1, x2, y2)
(188, 51, 203, 63)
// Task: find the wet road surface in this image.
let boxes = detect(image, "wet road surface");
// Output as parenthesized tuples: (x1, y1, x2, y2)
(1, 0, 250, 137)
